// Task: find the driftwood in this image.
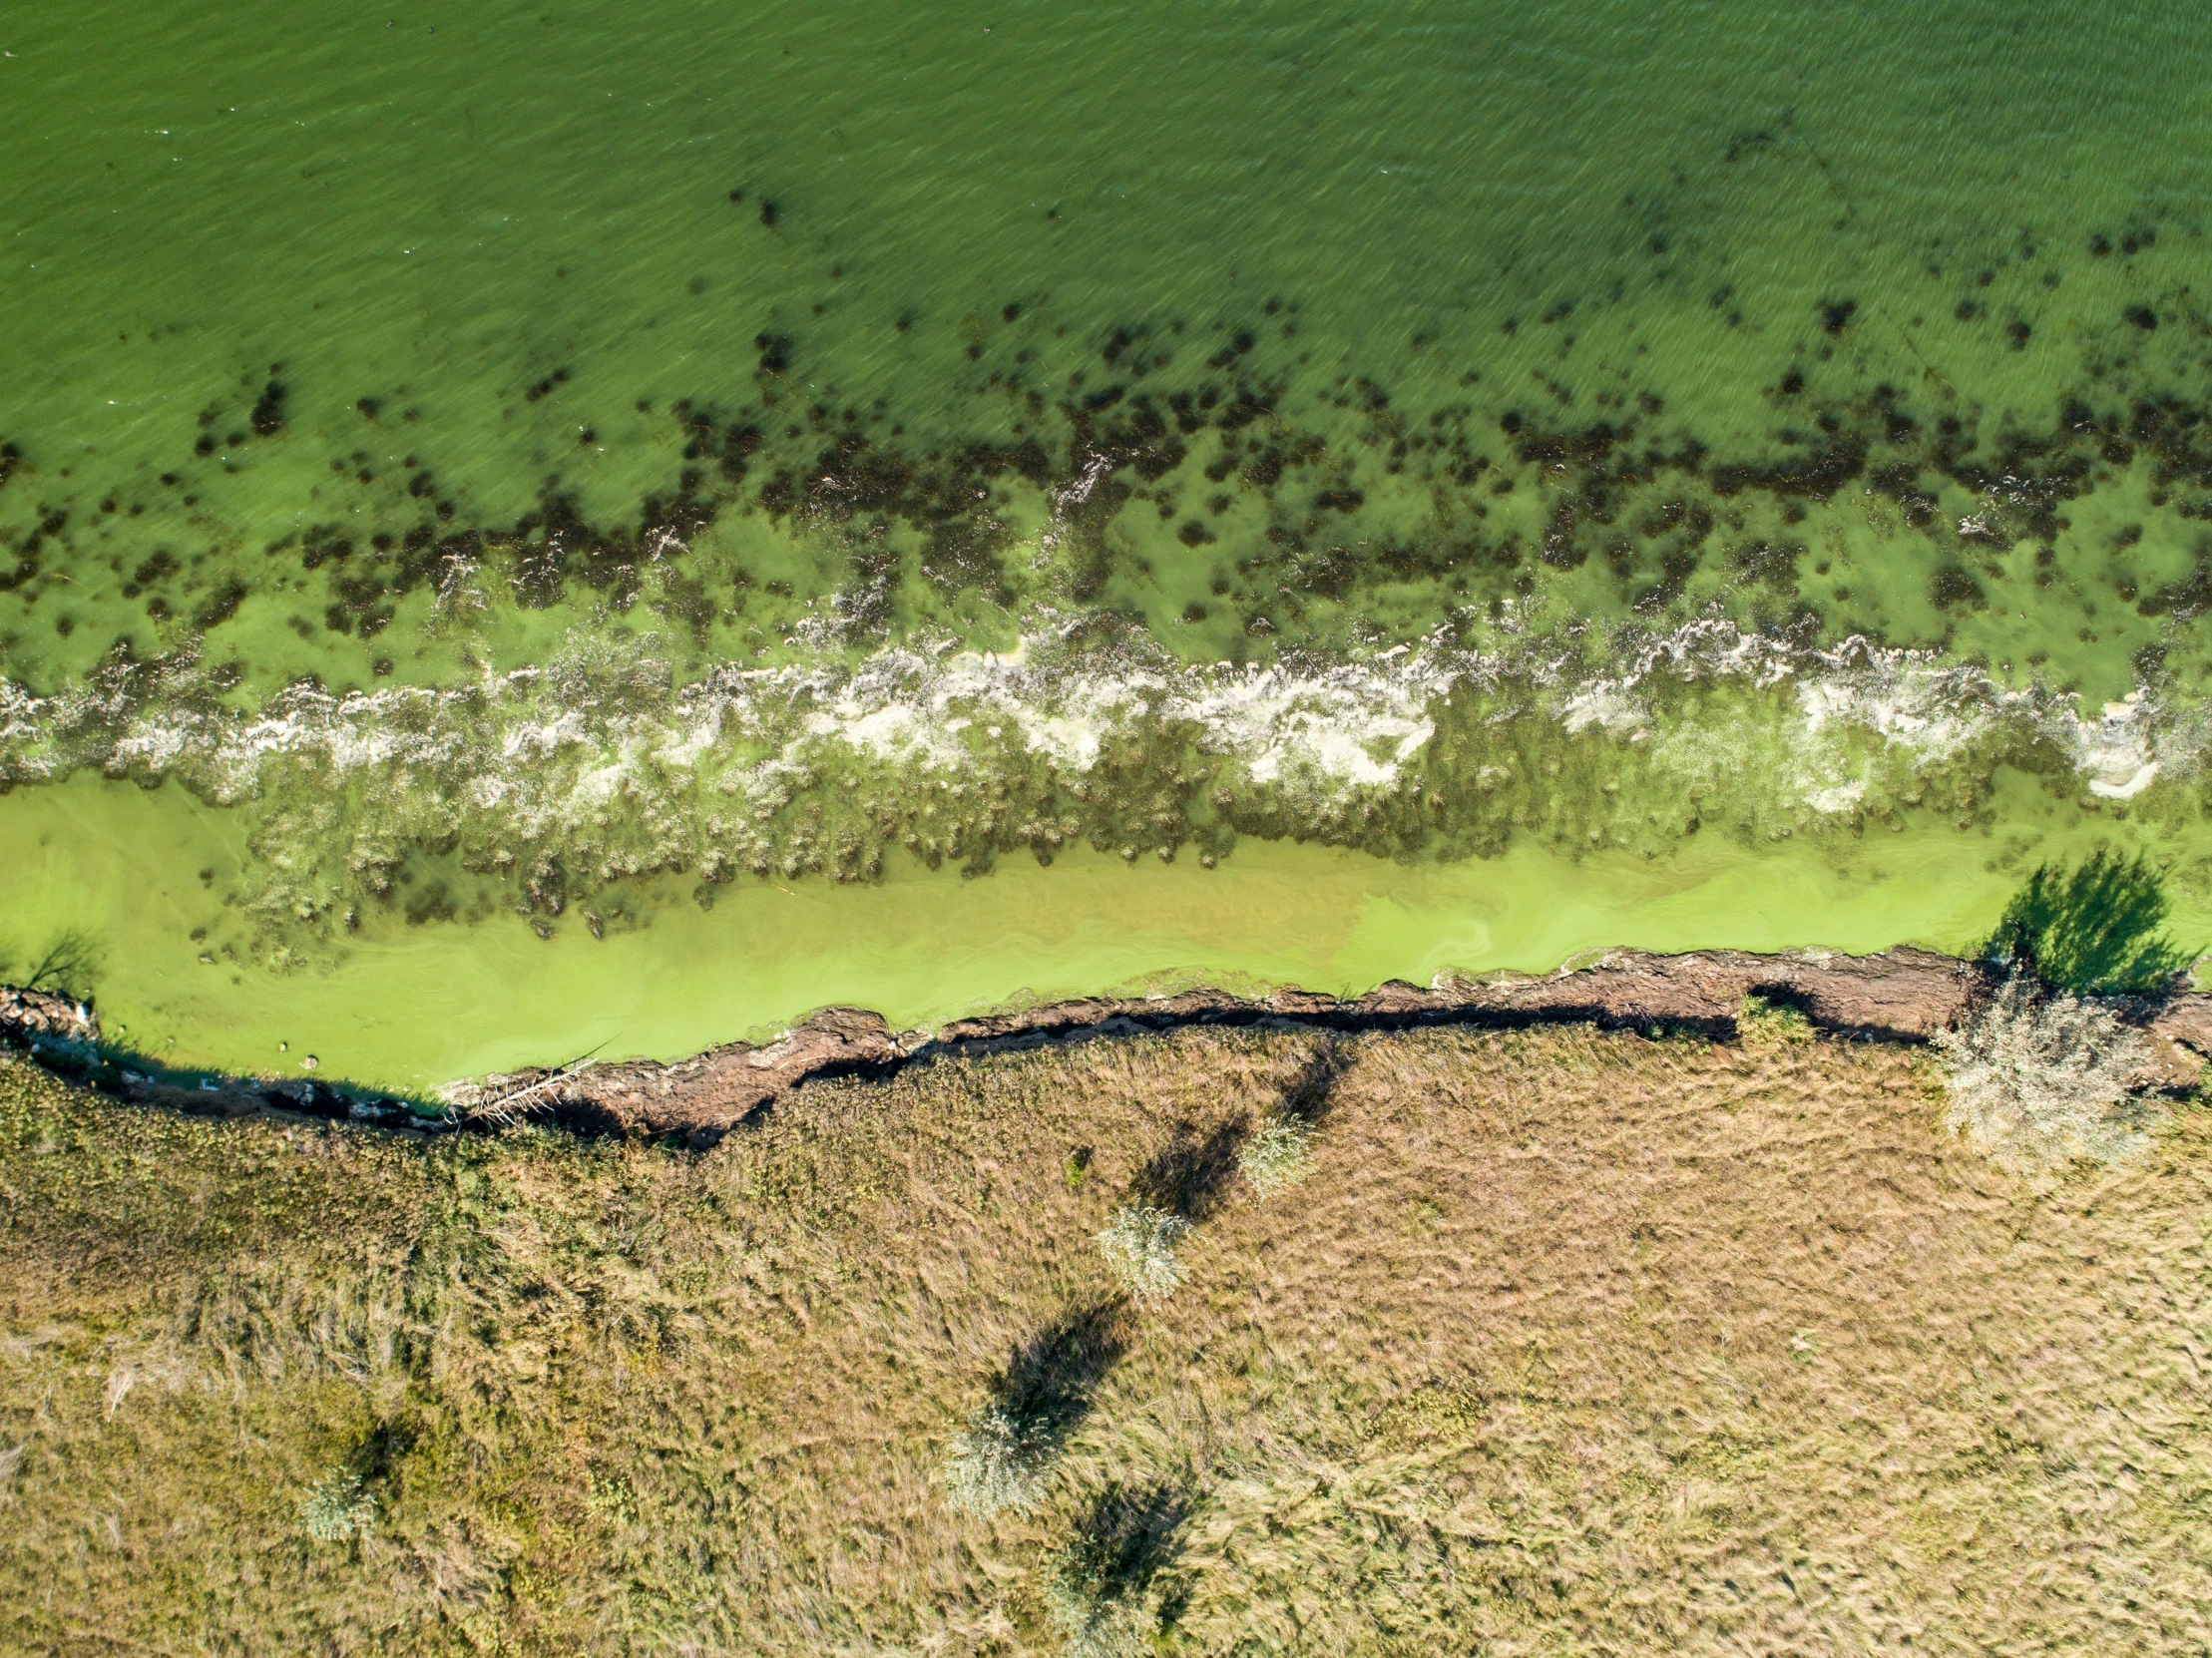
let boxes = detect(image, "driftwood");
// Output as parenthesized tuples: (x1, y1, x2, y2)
(7, 950, 2208, 1147)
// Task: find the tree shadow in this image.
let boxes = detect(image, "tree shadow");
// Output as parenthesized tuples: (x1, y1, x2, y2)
(15, 928, 104, 1003)
(1277, 1035, 1350, 1127)
(1053, 1477, 1194, 1628)
(1128, 1117, 1247, 1223)
(350, 1415, 419, 1484)
(996, 1297, 1132, 1443)
(1986, 849, 2193, 995)
(1124, 1036, 1349, 1221)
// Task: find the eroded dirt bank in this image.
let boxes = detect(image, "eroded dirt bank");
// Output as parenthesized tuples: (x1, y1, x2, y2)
(9, 947, 2209, 1146)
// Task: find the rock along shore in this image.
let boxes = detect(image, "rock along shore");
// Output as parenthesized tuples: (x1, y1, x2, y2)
(10, 947, 2209, 1147)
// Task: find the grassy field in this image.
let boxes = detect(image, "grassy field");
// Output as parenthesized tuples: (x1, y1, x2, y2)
(3, 1021, 2211, 1655)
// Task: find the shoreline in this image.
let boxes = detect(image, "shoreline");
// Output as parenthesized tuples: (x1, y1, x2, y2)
(10, 947, 2210, 1147)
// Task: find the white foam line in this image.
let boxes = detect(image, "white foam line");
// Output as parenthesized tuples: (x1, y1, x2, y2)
(0, 620, 2199, 829)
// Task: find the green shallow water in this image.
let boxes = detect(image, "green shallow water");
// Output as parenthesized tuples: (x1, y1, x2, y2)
(3, 771, 2206, 1088)
(5, 0, 2212, 1079)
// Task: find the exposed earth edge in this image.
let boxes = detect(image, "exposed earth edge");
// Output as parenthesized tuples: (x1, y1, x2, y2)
(8, 947, 2211, 1147)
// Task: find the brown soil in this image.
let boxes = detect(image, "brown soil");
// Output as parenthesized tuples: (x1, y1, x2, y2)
(437, 947, 2212, 1143)
(8, 948, 2210, 1143)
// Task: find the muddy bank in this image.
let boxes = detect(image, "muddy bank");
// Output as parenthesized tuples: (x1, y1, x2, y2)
(11, 947, 2206, 1147)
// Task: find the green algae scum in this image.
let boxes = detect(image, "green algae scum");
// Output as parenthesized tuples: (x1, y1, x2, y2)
(6, 0, 2212, 1086)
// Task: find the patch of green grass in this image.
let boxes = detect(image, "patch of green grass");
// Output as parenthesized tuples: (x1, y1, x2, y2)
(1737, 993, 1816, 1048)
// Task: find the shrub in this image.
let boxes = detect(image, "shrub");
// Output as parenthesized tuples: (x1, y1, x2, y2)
(1042, 1566, 1157, 1658)
(1738, 995, 1815, 1048)
(940, 1401, 1057, 1516)
(1041, 1482, 1186, 1658)
(1236, 1112, 1312, 1197)
(1933, 975, 2161, 1173)
(1095, 1205, 1190, 1304)
(298, 1469, 376, 1543)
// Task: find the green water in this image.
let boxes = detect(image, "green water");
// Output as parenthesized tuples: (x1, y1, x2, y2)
(7, 769, 2205, 1089)
(5, 0, 2212, 1081)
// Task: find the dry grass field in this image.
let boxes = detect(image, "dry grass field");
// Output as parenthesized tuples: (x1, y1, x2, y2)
(3, 1020, 2210, 1655)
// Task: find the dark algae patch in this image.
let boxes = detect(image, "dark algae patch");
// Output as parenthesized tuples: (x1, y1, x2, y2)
(16, 281, 2212, 689)
(12, 261, 2212, 951)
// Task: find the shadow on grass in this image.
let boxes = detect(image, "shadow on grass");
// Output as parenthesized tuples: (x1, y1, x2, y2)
(1129, 1118, 1248, 1223)
(1050, 1477, 1195, 1637)
(1125, 1036, 1350, 1222)
(1987, 849, 2196, 995)
(1277, 1035, 1350, 1126)
(996, 1297, 1133, 1443)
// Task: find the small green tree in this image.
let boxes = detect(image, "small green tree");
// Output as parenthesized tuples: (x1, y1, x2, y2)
(1237, 1113, 1313, 1197)
(941, 1400, 1058, 1516)
(1043, 1563, 1157, 1658)
(1738, 995, 1816, 1048)
(298, 1469, 377, 1543)
(1934, 975, 2161, 1173)
(1041, 1482, 1187, 1658)
(1095, 1206, 1190, 1304)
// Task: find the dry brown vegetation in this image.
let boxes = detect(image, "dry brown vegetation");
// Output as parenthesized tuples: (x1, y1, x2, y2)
(3, 1023, 2211, 1655)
